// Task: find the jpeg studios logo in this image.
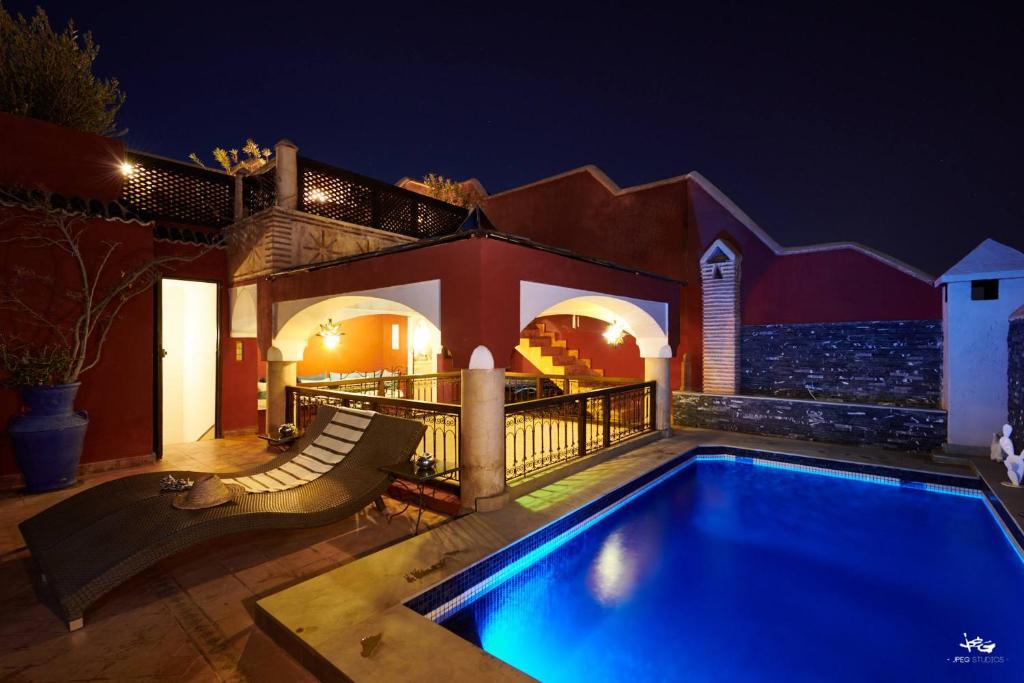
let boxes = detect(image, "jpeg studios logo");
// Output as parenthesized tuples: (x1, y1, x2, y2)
(949, 633, 1006, 665)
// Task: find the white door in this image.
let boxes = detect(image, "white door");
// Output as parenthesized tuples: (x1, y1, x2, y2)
(161, 279, 218, 445)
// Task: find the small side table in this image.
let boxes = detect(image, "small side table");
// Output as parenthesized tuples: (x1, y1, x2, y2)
(257, 434, 297, 452)
(379, 461, 460, 534)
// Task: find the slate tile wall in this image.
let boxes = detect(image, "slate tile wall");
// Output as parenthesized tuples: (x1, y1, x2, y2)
(740, 320, 942, 408)
(673, 391, 947, 452)
(1010, 319, 1024, 453)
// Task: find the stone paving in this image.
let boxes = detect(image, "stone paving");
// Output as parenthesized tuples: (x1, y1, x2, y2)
(0, 436, 443, 682)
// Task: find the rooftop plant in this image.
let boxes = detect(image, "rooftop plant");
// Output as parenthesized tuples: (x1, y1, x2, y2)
(189, 139, 273, 175)
(421, 173, 483, 209)
(0, 4, 125, 136)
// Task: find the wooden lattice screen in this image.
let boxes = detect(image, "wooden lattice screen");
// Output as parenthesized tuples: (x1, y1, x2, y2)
(121, 153, 234, 227)
(297, 157, 466, 238)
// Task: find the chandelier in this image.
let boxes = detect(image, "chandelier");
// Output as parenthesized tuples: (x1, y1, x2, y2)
(318, 318, 345, 349)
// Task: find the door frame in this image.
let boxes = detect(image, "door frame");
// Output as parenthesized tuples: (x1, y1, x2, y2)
(153, 276, 223, 459)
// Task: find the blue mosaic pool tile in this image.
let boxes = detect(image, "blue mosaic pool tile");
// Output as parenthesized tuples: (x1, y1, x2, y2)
(405, 445, 1024, 621)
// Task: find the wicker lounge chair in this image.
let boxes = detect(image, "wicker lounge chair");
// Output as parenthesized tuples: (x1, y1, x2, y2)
(19, 405, 426, 630)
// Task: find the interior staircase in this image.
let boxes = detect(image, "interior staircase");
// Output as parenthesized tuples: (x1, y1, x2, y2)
(516, 322, 604, 377)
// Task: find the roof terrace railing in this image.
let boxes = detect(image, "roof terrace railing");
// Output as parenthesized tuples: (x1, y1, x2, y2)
(297, 157, 467, 239)
(121, 152, 235, 227)
(117, 151, 467, 240)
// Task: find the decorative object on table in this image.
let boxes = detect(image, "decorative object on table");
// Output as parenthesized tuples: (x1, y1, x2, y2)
(159, 475, 193, 492)
(1000, 424, 1023, 488)
(415, 453, 435, 469)
(0, 192, 213, 493)
(360, 632, 382, 658)
(991, 432, 1005, 461)
(277, 423, 297, 439)
(171, 474, 244, 510)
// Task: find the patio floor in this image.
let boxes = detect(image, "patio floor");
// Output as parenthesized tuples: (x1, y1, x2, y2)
(0, 436, 445, 682)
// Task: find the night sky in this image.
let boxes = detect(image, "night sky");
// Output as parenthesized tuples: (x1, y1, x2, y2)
(8, 1, 1022, 276)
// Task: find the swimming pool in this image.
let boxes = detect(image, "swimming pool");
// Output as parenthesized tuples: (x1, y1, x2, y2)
(408, 451, 1024, 681)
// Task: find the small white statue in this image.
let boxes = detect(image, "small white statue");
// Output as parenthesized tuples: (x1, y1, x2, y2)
(991, 432, 1005, 461)
(1000, 424, 1023, 487)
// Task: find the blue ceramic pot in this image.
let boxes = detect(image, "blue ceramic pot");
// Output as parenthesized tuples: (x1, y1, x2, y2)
(8, 383, 88, 493)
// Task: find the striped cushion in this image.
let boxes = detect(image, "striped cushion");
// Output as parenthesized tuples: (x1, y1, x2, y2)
(223, 407, 375, 493)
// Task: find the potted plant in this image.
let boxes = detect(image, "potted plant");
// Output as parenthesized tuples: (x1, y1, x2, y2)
(0, 192, 213, 491)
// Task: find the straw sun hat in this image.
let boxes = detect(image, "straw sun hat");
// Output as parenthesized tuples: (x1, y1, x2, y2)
(172, 474, 245, 510)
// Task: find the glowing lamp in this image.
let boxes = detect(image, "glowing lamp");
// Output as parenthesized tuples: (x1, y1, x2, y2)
(603, 320, 626, 346)
(318, 318, 344, 349)
(308, 189, 329, 203)
(412, 320, 432, 359)
(119, 162, 135, 177)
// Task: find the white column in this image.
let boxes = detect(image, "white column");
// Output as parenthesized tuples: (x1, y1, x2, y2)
(460, 364, 508, 512)
(274, 139, 299, 210)
(644, 357, 672, 432)
(266, 360, 297, 435)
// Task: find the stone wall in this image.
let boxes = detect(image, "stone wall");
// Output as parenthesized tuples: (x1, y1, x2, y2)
(740, 320, 942, 407)
(673, 391, 947, 452)
(1010, 318, 1024, 453)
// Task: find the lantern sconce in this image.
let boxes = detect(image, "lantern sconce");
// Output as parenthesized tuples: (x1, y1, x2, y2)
(318, 318, 345, 349)
(603, 320, 626, 346)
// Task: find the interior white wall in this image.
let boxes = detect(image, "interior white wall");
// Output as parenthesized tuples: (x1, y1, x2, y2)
(229, 284, 257, 338)
(943, 276, 1024, 448)
(162, 279, 218, 445)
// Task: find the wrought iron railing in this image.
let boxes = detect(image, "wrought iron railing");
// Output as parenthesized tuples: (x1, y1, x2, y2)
(285, 375, 654, 486)
(301, 371, 636, 406)
(297, 157, 467, 239)
(285, 385, 461, 480)
(121, 152, 234, 227)
(297, 373, 462, 404)
(504, 381, 655, 480)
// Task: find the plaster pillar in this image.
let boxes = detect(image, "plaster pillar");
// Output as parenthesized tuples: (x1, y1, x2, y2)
(274, 139, 299, 210)
(233, 170, 246, 221)
(460, 368, 509, 512)
(266, 360, 297, 435)
(645, 356, 672, 432)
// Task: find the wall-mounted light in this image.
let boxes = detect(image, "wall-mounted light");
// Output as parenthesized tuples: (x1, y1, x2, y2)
(413, 319, 432, 360)
(318, 318, 344, 349)
(308, 189, 329, 203)
(603, 320, 626, 346)
(119, 161, 136, 177)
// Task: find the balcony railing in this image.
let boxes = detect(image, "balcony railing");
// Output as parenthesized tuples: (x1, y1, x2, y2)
(117, 152, 466, 241)
(121, 152, 234, 227)
(505, 382, 655, 479)
(285, 385, 461, 479)
(297, 157, 467, 239)
(285, 374, 655, 485)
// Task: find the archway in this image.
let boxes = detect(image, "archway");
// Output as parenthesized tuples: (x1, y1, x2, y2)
(263, 289, 442, 432)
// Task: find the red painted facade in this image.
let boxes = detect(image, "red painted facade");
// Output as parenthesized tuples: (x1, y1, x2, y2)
(484, 167, 941, 389)
(0, 115, 256, 478)
(0, 113, 940, 478)
(258, 236, 681, 370)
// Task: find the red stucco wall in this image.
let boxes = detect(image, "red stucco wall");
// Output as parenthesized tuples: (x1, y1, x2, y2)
(485, 167, 941, 390)
(533, 315, 645, 379)
(0, 115, 245, 477)
(0, 112, 124, 202)
(259, 235, 681, 371)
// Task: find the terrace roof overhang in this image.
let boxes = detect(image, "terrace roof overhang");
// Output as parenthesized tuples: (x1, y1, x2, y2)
(257, 230, 683, 368)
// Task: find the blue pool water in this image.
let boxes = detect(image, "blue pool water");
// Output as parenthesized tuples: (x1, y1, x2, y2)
(438, 459, 1024, 681)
